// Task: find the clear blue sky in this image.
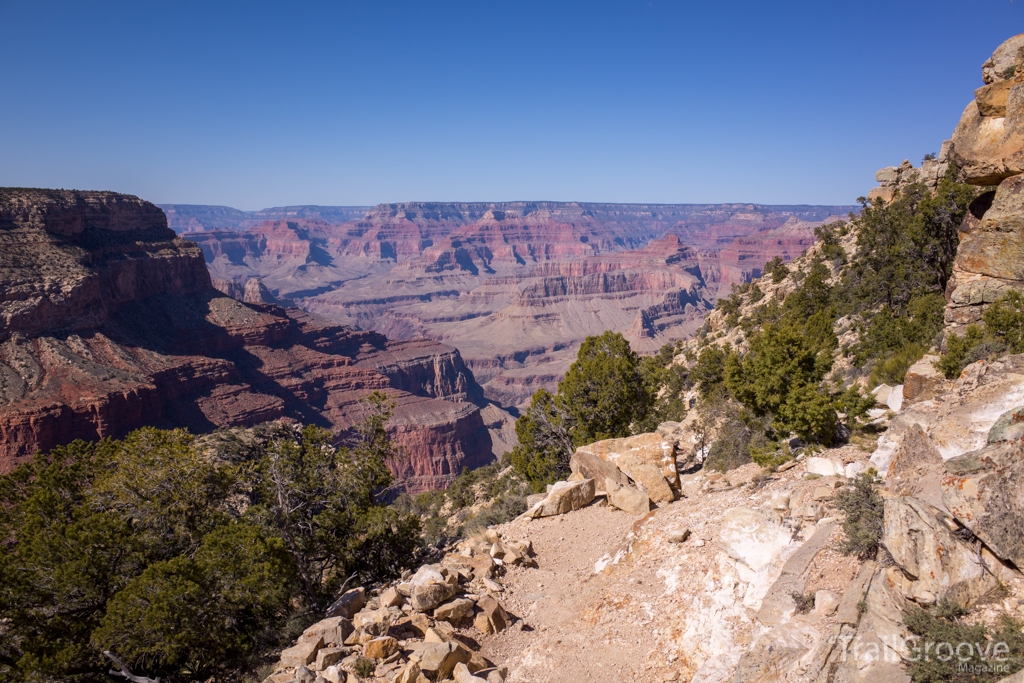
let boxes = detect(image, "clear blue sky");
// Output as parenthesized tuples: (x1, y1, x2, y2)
(0, 1, 1019, 209)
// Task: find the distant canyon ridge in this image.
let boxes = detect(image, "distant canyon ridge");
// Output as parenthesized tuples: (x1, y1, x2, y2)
(168, 201, 858, 409)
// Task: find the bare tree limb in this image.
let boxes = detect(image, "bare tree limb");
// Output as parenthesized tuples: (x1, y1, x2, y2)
(103, 651, 160, 683)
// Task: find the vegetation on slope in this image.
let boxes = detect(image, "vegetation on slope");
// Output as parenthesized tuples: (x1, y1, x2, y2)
(509, 330, 690, 491)
(688, 166, 979, 468)
(0, 393, 419, 683)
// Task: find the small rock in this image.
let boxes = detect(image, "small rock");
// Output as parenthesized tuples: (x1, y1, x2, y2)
(812, 485, 834, 501)
(363, 636, 399, 660)
(666, 528, 690, 543)
(325, 587, 366, 620)
(813, 590, 841, 616)
(474, 595, 510, 634)
(281, 636, 324, 668)
(294, 666, 315, 683)
(482, 577, 504, 593)
(434, 597, 474, 623)
(453, 662, 489, 683)
(693, 538, 705, 547)
(379, 586, 404, 608)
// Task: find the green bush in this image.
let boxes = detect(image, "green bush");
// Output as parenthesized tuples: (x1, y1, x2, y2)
(869, 342, 928, 387)
(833, 470, 884, 559)
(937, 325, 985, 379)
(510, 332, 654, 490)
(904, 600, 1024, 683)
(0, 392, 418, 683)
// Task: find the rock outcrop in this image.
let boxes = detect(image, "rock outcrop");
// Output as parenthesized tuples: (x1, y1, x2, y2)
(0, 189, 495, 491)
(946, 34, 1024, 334)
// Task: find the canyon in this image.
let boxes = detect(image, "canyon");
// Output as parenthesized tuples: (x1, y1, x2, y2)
(0, 189, 499, 492)
(178, 201, 857, 408)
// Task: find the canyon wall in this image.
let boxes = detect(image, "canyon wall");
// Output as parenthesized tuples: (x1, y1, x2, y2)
(182, 201, 855, 407)
(0, 189, 495, 492)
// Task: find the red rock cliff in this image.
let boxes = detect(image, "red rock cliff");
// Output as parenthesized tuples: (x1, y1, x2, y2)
(0, 189, 492, 492)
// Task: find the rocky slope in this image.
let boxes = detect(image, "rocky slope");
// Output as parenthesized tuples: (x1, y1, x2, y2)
(185, 202, 853, 408)
(0, 188, 501, 492)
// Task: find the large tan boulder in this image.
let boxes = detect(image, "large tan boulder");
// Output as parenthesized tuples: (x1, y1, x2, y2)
(524, 478, 595, 518)
(574, 432, 677, 502)
(951, 34, 1024, 185)
(569, 449, 650, 515)
(363, 636, 399, 660)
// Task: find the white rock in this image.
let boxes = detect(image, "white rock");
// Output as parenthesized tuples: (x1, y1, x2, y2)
(717, 507, 792, 572)
(813, 590, 841, 616)
(805, 457, 844, 477)
(887, 384, 904, 412)
(844, 462, 866, 479)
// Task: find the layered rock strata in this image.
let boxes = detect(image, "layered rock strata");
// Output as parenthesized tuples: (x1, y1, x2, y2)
(0, 189, 494, 491)
(185, 202, 853, 407)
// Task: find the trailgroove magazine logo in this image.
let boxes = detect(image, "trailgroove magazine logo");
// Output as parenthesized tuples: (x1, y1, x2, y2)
(838, 633, 1015, 675)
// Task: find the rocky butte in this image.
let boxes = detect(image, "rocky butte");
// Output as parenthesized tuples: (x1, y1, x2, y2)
(0, 188, 502, 492)
(177, 201, 856, 408)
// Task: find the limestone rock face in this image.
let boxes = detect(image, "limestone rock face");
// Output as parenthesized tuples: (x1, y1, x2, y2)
(574, 433, 678, 502)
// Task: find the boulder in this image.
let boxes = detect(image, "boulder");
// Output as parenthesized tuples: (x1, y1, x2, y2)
(982, 34, 1024, 85)
(314, 647, 346, 671)
(942, 440, 1024, 567)
(573, 433, 678, 501)
(805, 457, 845, 477)
(363, 636, 398, 660)
(987, 404, 1024, 443)
(410, 581, 457, 613)
(325, 587, 365, 620)
(394, 661, 422, 683)
(433, 597, 474, 623)
(524, 478, 596, 518)
(453, 662, 489, 683)
(473, 595, 509, 634)
(280, 636, 324, 668)
(419, 642, 472, 681)
(872, 384, 893, 406)
(905, 358, 942, 401)
(379, 586, 404, 608)
(883, 496, 997, 606)
(569, 449, 649, 515)
(301, 617, 354, 648)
